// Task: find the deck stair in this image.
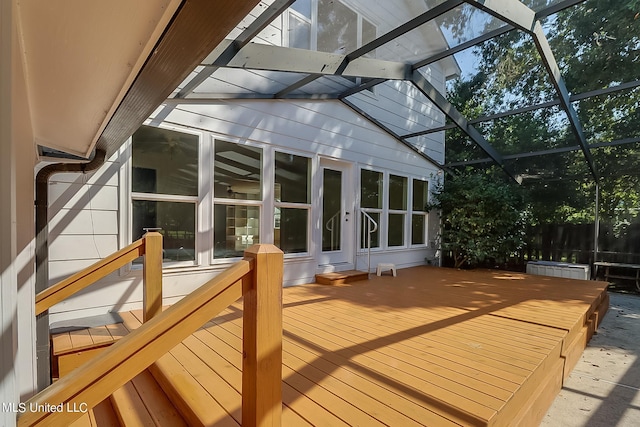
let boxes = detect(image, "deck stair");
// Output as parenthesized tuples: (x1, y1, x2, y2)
(50, 314, 127, 379)
(315, 269, 369, 285)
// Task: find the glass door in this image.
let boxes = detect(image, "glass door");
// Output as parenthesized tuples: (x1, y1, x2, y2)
(320, 159, 353, 265)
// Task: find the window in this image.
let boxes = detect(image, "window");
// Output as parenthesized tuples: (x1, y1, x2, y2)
(412, 179, 429, 245)
(213, 140, 262, 258)
(288, 0, 311, 49)
(388, 174, 407, 247)
(274, 152, 311, 254)
(131, 126, 198, 263)
(286, 0, 376, 55)
(360, 169, 382, 248)
(317, 0, 358, 54)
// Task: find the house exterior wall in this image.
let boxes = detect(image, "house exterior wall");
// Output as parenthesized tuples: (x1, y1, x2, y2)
(46, 0, 449, 323)
(47, 98, 443, 323)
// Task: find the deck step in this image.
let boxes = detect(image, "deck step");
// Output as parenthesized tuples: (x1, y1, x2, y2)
(68, 399, 120, 427)
(110, 370, 187, 427)
(148, 349, 240, 426)
(51, 321, 129, 378)
(315, 269, 369, 285)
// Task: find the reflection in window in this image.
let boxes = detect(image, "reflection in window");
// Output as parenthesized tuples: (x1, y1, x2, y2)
(361, 169, 383, 209)
(322, 169, 342, 252)
(214, 140, 262, 201)
(289, 14, 311, 49)
(413, 179, 429, 211)
(132, 126, 198, 197)
(388, 174, 407, 247)
(214, 204, 260, 258)
(132, 200, 196, 263)
(360, 211, 380, 249)
(388, 213, 405, 247)
(412, 179, 429, 246)
(389, 175, 407, 210)
(275, 152, 310, 203)
(412, 214, 426, 245)
(275, 208, 309, 254)
(361, 169, 382, 250)
(286, 0, 377, 57)
(131, 126, 199, 264)
(274, 152, 311, 254)
(318, 0, 358, 54)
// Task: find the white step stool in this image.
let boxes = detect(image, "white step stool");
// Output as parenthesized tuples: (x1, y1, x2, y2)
(376, 263, 397, 277)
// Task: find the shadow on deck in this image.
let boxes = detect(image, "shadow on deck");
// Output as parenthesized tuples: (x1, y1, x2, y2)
(52, 265, 609, 426)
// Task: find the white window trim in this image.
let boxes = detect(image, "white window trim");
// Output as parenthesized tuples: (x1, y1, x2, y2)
(273, 148, 313, 257)
(126, 123, 204, 270)
(211, 136, 265, 263)
(358, 166, 384, 251)
(410, 177, 430, 248)
(387, 173, 408, 249)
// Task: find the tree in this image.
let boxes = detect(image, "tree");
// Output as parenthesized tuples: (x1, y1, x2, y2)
(442, 0, 640, 229)
(427, 168, 527, 268)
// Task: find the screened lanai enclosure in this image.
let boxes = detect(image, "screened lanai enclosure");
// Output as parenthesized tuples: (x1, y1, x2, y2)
(133, 0, 638, 270)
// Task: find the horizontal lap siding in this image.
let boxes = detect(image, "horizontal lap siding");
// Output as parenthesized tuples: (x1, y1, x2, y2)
(160, 100, 440, 176)
(47, 155, 121, 285)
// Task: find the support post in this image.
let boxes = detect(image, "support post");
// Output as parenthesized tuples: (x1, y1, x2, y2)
(142, 231, 163, 322)
(594, 183, 600, 265)
(242, 244, 283, 427)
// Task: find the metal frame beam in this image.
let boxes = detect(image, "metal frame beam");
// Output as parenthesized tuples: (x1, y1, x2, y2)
(175, 0, 295, 99)
(464, 0, 599, 181)
(411, 71, 519, 182)
(208, 43, 411, 81)
(277, 0, 463, 101)
(340, 99, 445, 169)
(445, 137, 640, 167)
(402, 79, 640, 138)
(341, 0, 579, 99)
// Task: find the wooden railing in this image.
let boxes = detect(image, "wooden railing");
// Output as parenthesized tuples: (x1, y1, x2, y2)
(23, 239, 283, 427)
(35, 231, 164, 321)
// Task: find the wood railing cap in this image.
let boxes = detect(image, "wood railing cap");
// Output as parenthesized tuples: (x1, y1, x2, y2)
(243, 244, 284, 256)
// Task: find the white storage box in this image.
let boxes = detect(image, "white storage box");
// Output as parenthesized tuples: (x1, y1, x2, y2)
(526, 260, 590, 280)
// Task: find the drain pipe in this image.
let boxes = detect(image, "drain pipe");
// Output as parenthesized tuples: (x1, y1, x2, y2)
(34, 149, 106, 390)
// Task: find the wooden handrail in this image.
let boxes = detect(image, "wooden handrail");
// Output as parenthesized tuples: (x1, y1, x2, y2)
(20, 244, 283, 427)
(35, 238, 144, 316)
(35, 232, 163, 317)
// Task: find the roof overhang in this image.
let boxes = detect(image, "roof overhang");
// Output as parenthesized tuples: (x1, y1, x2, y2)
(18, 0, 262, 160)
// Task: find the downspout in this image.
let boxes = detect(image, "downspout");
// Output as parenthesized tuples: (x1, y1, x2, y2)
(34, 149, 106, 391)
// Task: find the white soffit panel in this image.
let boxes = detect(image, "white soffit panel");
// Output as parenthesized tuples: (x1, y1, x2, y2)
(17, 0, 181, 158)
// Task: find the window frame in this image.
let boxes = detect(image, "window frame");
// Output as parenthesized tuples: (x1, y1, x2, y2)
(359, 167, 384, 250)
(211, 137, 265, 263)
(273, 149, 313, 256)
(410, 178, 430, 248)
(387, 173, 408, 248)
(129, 124, 203, 268)
(284, 0, 377, 55)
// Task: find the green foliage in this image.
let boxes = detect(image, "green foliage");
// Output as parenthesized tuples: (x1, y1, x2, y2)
(427, 169, 527, 268)
(442, 0, 640, 230)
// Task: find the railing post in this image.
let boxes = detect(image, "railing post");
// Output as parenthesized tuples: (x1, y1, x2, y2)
(242, 244, 283, 427)
(143, 231, 163, 322)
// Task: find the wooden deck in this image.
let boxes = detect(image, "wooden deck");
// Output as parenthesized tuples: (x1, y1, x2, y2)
(52, 265, 609, 426)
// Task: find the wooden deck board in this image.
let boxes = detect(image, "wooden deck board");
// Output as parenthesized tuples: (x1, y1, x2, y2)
(52, 265, 607, 426)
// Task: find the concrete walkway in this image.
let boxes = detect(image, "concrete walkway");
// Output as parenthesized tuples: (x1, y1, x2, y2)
(542, 292, 640, 426)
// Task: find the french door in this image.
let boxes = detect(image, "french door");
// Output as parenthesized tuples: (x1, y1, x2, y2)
(319, 158, 354, 265)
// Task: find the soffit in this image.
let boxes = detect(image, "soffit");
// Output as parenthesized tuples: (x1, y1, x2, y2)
(18, 0, 181, 158)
